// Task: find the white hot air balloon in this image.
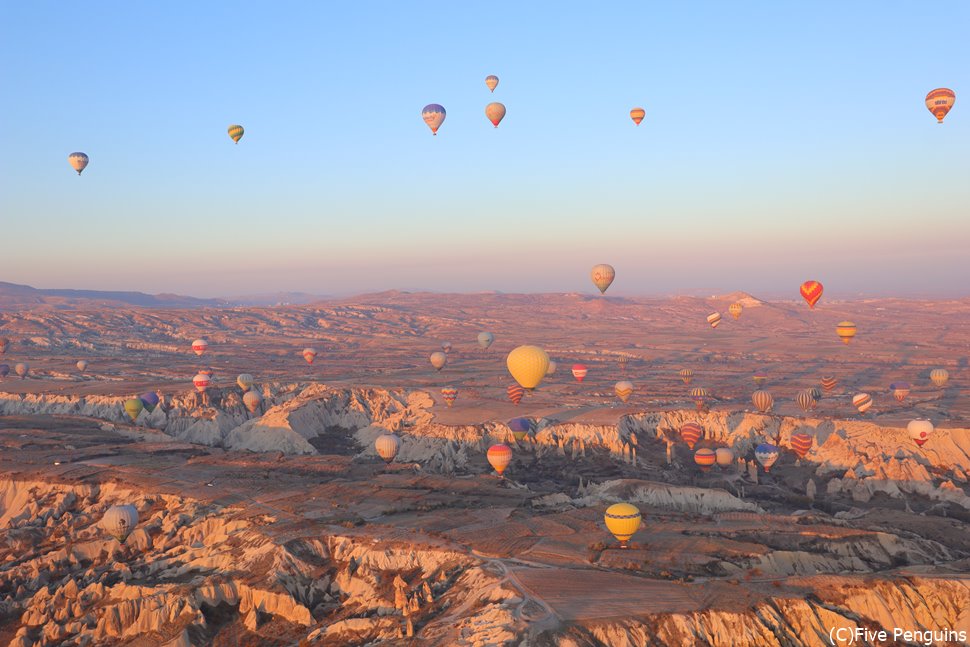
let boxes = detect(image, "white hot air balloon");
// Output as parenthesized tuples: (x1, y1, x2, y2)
(102, 504, 138, 542)
(375, 433, 401, 464)
(243, 390, 262, 413)
(477, 332, 495, 350)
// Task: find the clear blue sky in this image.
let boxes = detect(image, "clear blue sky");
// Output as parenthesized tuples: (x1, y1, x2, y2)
(2, 2, 967, 298)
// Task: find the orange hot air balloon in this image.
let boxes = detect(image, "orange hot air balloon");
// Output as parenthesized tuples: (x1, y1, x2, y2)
(680, 422, 703, 449)
(487, 444, 512, 477)
(507, 384, 524, 405)
(752, 390, 773, 413)
(694, 448, 716, 472)
(485, 102, 506, 127)
(630, 107, 645, 125)
(799, 281, 823, 308)
(706, 312, 722, 329)
(303, 347, 318, 364)
(790, 432, 813, 459)
(688, 387, 708, 410)
(836, 321, 856, 344)
(441, 387, 458, 407)
(820, 376, 838, 392)
(485, 75, 499, 92)
(728, 302, 743, 320)
(925, 88, 955, 123)
(679, 368, 693, 385)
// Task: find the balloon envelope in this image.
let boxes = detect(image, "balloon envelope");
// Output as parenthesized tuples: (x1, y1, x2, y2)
(76, 360, 88, 372)
(68, 152, 89, 175)
(192, 339, 208, 356)
(680, 422, 703, 449)
(630, 107, 645, 125)
(836, 321, 856, 344)
(728, 303, 743, 319)
(506, 345, 549, 389)
(679, 368, 693, 384)
(477, 332, 495, 350)
(929, 368, 949, 387)
(102, 504, 138, 542)
(0, 365, 8, 378)
(907, 419, 933, 447)
(193, 373, 210, 393)
(571, 364, 588, 382)
(707, 312, 722, 328)
(925, 88, 955, 123)
(507, 384, 525, 405)
(124, 398, 144, 421)
(14, 362, 28, 378)
(228, 124, 244, 143)
(243, 390, 262, 413)
(790, 433, 813, 459)
(430, 351, 448, 371)
(752, 390, 773, 413)
(800, 281, 823, 308)
(375, 433, 401, 463)
(590, 264, 616, 294)
(237, 374, 254, 392)
(755, 444, 780, 471)
(852, 393, 872, 413)
(485, 102, 506, 127)
(695, 448, 716, 470)
(139, 392, 159, 413)
(715, 447, 735, 467)
(615, 380, 634, 402)
(487, 444, 512, 475)
(485, 75, 499, 92)
(303, 348, 318, 364)
(604, 502, 641, 547)
(422, 104, 446, 135)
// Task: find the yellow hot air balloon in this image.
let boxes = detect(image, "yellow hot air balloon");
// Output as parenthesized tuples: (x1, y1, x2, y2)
(728, 302, 743, 320)
(929, 368, 949, 387)
(591, 264, 615, 294)
(604, 502, 641, 548)
(506, 345, 549, 389)
(124, 398, 144, 422)
(485, 75, 499, 92)
(614, 380, 634, 402)
(835, 321, 856, 344)
(630, 107, 645, 125)
(228, 124, 245, 144)
(925, 88, 955, 123)
(487, 444, 513, 477)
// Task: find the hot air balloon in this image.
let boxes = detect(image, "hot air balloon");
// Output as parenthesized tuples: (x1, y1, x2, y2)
(694, 448, 716, 472)
(14, 362, 28, 379)
(907, 419, 934, 447)
(508, 417, 533, 442)
(590, 264, 616, 294)
(890, 382, 911, 403)
(228, 124, 245, 143)
(688, 387, 708, 411)
(507, 384, 525, 405)
(375, 433, 401, 463)
(68, 152, 89, 175)
(123, 398, 144, 421)
(680, 368, 694, 385)
(192, 339, 208, 356)
(485, 75, 499, 92)
(76, 360, 88, 372)
(485, 102, 506, 127)
(929, 369, 949, 387)
(604, 502, 641, 548)
(441, 387, 458, 407)
(243, 390, 262, 413)
(836, 321, 856, 345)
(422, 104, 446, 135)
(487, 444, 512, 477)
(506, 345, 549, 389)
(680, 422, 703, 449)
(441, 342, 452, 354)
(852, 393, 872, 413)
(302, 348, 318, 365)
(809, 387, 823, 401)
(925, 88, 955, 123)
(571, 364, 588, 382)
(0, 365, 8, 379)
(821, 376, 837, 392)
(796, 389, 818, 413)
(753, 372, 768, 387)
(477, 332, 494, 350)
(752, 390, 773, 413)
(728, 302, 743, 320)
(102, 504, 138, 542)
(630, 107, 645, 125)
(707, 312, 722, 329)
(790, 432, 813, 460)
(237, 374, 254, 392)
(0, 337, 9, 354)
(755, 444, 780, 472)
(193, 373, 210, 393)
(546, 360, 557, 376)
(715, 447, 735, 467)
(799, 281, 823, 308)
(615, 381, 634, 402)
(430, 351, 448, 371)
(140, 392, 159, 413)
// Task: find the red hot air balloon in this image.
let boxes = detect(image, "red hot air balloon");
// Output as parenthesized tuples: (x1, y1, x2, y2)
(790, 432, 813, 459)
(507, 384, 524, 405)
(799, 281, 823, 308)
(694, 448, 716, 472)
(571, 364, 588, 382)
(680, 422, 703, 449)
(820, 376, 837, 392)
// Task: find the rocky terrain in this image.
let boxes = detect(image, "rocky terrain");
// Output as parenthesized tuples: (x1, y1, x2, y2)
(1, 292, 968, 645)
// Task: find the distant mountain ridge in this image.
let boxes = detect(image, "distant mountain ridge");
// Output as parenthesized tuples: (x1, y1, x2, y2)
(0, 281, 227, 310)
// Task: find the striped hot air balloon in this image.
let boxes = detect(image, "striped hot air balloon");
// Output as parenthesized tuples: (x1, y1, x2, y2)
(68, 152, 89, 175)
(925, 88, 955, 123)
(507, 384, 524, 405)
(680, 422, 703, 449)
(630, 107, 645, 125)
(790, 432, 813, 459)
(615, 381, 634, 402)
(707, 312, 722, 329)
(799, 281, 823, 308)
(820, 376, 838, 392)
(728, 302, 743, 320)
(715, 447, 735, 467)
(485, 102, 506, 127)
(852, 393, 872, 413)
(688, 387, 708, 410)
(422, 104, 446, 135)
(487, 444, 512, 477)
(836, 321, 856, 344)
(694, 448, 716, 472)
(796, 390, 818, 413)
(604, 502, 641, 548)
(508, 417, 533, 442)
(192, 339, 208, 356)
(441, 387, 458, 407)
(929, 368, 949, 387)
(755, 444, 780, 472)
(890, 382, 911, 403)
(679, 368, 693, 385)
(752, 390, 773, 413)
(237, 373, 254, 392)
(228, 124, 244, 143)
(485, 75, 499, 92)
(375, 433, 401, 464)
(571, 364, 588, 382)
(907, 419, 934, 447)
